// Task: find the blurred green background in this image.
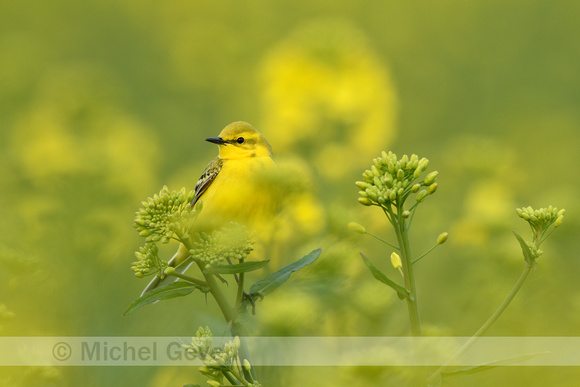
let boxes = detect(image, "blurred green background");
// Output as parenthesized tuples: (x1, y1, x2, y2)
(1, 0, 579, 386)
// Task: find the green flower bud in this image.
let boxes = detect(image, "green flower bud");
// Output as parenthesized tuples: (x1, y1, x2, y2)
(139, 229, 152, 237)
(402, 210, 411, 218)
(396, 169, 405, 181)
(389, 190, 397, 201)
(437, 232, 449, 245)
(557, 209, 566, 217)
(424, 171, 438, 185)
(416, 190, 428, 203)
(371, 165, 380, 177)
(397, 187, 404, 197)
(356, 181, 369, 189)
(244, 359, 252, 371)
(164, 266, 175, 275)
(555, 215, 564, 227)
(411, 183, 421, 193)
(348, 222, 366, 234)
(233, 336, 241, 349)
(358, 197, 372, 206)
(413, 167, 421, 179)
(427, 183, 438, 195)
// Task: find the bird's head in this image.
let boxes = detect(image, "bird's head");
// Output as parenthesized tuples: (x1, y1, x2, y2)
(206, 121, 273, 159)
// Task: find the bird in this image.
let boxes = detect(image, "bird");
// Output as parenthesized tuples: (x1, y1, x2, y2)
(141, 121, 277, 296)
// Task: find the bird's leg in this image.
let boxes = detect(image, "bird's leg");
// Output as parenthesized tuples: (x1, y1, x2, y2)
(242, 292, 264, 315)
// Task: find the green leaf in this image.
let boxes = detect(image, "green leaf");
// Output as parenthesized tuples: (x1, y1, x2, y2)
(249, 248, 321, 296)
(360, 253, 409, 300)
(124, 282, 206, 315)
(206, 260, 270, 275)
(512, 230, 536, 267)
(441, 351, 550, 378)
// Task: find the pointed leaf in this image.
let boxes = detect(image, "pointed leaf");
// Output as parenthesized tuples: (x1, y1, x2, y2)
(207, 260, 270, 275)
(512, 230, 536, 267)
(249, 248, 321, 296)
(360, 253, 409, 300)
(124, 282, 206, 315)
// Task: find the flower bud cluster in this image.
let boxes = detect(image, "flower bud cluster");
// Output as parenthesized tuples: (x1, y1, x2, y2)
(133, 186, 196, 244)
(131, 243, 166, 278)
(356, 151, 438, 209)
(190, 223, 255, 268)
(516, 205, 565, 244)
(182, 326, 214, 359)
(182, 326, 241, 368)
(526, 241, 543, 259)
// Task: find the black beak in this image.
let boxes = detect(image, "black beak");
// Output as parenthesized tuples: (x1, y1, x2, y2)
(206, 137, 228, 145)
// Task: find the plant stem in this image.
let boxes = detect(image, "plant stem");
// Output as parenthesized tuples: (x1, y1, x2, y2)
(193, 260, 257, 382)
(224, 370, 242, 385)
(235, 272, 245, 311)
(365, 231, 400, 250)
(179, 234, 258, 383)
(412, 243, 438, 264)
(391, 207, 422, 336)
(428, 264, 532, 384)
(192, 261, 235, 318)
(231, 321, 258, 382)
(168, 272, 208, 287)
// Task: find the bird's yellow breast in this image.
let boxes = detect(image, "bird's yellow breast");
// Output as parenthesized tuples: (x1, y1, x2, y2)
(196, 155, 277, 234)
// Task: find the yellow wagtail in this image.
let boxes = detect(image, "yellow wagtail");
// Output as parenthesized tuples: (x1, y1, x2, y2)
(141, 121, 277, 295)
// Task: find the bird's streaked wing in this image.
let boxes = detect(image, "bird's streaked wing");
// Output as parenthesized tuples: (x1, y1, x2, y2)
(192, 157, 223, 206)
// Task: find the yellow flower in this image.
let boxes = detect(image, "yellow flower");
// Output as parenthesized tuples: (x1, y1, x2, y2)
(259, 19, 397, 180)
(390, 252, 402, 269)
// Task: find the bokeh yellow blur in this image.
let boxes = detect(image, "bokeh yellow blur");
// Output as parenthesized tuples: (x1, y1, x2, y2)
(1, 1, 579, 386)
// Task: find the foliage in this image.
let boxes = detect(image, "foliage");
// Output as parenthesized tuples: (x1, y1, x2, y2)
(0, 0, 579, 386)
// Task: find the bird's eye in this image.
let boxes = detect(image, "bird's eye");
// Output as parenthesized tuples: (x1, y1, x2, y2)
(236, 137, 245, 144)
